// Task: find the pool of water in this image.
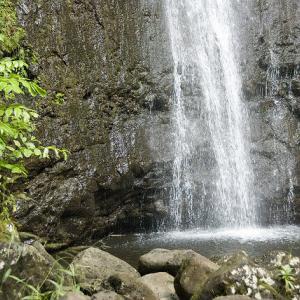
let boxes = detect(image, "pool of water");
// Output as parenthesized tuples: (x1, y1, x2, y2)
(102, 225, 300, 268)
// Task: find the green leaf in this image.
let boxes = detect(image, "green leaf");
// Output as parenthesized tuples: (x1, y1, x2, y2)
(13, 150, 23, 159)
(11, 166, 25, 174)
(23, 111, 30, 122)
(0, 161, 27, 175)
(0, 121, 18, 138)
(20, 135, 27, 143)
(1, 268, 11, 284)
(43, 147, 49, 158)
(14, 107, 21, 118)
(34, 148, 42, 156)
(54, 148, 59, 158)
(5, 107, 13, 118)
(23, 149, 32, 158)
(13, 140, 21, 147)
(6, 146, 15, 152)
(25, 142, 35, 149)
(32, 82, 47, 97)
(30, 111, 39, 118)
(9, 78, 23, 94)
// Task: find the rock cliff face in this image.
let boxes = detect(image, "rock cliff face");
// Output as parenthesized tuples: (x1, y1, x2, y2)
(16, 0, 300, 243)
(16, 0, 174, 243)
(239, 0, 300, 224)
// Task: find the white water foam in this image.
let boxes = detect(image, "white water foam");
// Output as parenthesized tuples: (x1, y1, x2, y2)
(163, 225, 300, 242)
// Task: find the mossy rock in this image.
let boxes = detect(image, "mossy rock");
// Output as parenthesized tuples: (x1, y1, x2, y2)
(174, 255, 219, 300)
(192, 251, 276, 300)
(0, 241, 69, 299)
(72, 247, 140, 294)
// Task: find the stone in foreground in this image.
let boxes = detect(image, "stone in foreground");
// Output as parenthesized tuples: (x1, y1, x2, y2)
(213, 296, 252, 300)
(60, 292, 90, 300)
(91, 291, 125, 300)
(0, 241, 65, 300)
(140, 272, 179, 300)
(138, 248, 203, 276)
(175, 255, 219, 299)
(192, 251, 275, 300)
(104, 272, 159, 300)
(72, 247, 140, 293)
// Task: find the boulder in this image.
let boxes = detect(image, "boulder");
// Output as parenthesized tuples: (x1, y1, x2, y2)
(140, 272, 179, 300)
(72, 247, 140, 293)
(213, 297, 252, 300)
(104, 272, 159, 300)
(174, 255, 219, 299)
(91, 291, 124, 300)
(214, 254, 237, 266)
(138, 248, 203, 276)
(192, 251, 276, 300)
(60, 292, 90, 300)
(0, 241, 67, 300)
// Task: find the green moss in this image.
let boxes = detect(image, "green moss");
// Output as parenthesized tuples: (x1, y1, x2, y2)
(0, 0, 26, 55)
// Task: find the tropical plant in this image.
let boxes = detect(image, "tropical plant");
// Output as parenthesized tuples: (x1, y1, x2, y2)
(0, 0, 68, 238)
(278, 265, 296, 295)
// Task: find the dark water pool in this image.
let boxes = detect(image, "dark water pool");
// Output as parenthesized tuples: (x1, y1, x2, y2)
(102, 225, 300, 268)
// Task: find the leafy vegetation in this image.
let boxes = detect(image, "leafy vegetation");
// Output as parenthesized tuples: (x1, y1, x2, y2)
(53, 92, 65, 106)
(0, 0, 68, 238)
(9, 264, 80, 300)
(0, 258, 80, 300)
(277, 265, 296, 295)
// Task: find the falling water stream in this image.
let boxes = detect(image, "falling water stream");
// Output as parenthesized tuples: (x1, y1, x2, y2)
(103, 0, 300, 265)
(167, 0, 257, 228)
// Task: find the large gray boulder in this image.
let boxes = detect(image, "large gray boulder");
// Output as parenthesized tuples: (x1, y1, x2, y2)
(192, 251, 276, 300)
(60, 292, 90, 300)
(213, 297, 252, 300)
(91, 291, 124, 300)
(0, 241, 67, 300)
(140, 272, 179, 300)
(72, 247, 140, 293)
(174, 255, 219, 299)
(104, 272, 159, 300)
(138, 248, 203, 276)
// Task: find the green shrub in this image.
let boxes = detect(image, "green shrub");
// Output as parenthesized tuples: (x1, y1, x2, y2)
(0, 0, 68, 238)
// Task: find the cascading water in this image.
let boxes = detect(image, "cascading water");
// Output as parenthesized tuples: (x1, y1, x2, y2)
(166, 0, 257, 228)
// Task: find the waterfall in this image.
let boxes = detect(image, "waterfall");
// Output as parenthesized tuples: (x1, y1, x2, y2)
(166, 0, 257, 228)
